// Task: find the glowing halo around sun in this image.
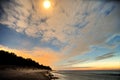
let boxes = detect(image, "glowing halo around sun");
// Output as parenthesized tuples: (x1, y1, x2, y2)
(43, 0, 51, 9)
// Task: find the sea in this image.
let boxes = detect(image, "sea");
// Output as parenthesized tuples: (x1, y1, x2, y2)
(52, 70, 120, 80)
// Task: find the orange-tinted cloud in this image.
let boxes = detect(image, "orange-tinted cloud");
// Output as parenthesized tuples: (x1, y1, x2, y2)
(60, 65, 120, 70)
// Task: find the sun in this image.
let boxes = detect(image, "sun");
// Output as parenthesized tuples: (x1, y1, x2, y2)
(43, 0, 51, 9)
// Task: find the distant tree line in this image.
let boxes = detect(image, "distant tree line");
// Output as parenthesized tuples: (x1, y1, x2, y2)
(0, 50, 52, 70)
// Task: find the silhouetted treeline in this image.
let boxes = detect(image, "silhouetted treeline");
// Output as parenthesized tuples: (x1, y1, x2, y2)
(0, 50, 52, 70)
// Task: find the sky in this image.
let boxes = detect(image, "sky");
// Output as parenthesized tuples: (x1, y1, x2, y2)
(0, 0, 120, 70)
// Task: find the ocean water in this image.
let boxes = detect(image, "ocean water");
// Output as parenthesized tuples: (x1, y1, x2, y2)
(52, 70, 120, 80)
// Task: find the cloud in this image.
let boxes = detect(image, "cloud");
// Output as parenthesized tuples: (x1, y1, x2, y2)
(61, 1, 119, 58)
(67, 59, 88, 63)
(95, 52, 115, 60)
(0, 1, 118, 44)
(0, 0, 68, 43)
(58, 58, 88, 68)
(106, 34, 120, 46)
(59, 66, 93, 70)
(0, 0, 120, 69)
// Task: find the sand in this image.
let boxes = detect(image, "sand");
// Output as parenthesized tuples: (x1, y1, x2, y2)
(0, 69, 52, 80)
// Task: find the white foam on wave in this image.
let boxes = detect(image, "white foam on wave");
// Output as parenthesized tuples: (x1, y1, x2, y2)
(52, 72, 68, 80)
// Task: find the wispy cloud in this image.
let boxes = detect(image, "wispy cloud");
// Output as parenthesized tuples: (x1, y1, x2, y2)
(106, 34, 120, 46)
(57, 59, 88, 68)
(95, 52, 115, 60)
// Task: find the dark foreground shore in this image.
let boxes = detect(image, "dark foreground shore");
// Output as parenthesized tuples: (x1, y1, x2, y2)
(0, 69, 54, 80)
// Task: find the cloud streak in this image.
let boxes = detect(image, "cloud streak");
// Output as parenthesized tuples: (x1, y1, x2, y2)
(95, 52, 115, 60)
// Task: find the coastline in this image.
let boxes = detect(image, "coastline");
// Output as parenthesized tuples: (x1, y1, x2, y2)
(0, 69, 53, 80)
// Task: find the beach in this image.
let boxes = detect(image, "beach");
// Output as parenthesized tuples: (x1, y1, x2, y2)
(0, 69, 120, 80)
(0, 69, 52, 80)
